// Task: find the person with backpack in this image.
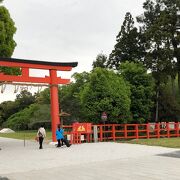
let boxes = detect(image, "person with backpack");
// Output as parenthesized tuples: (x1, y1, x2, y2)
(37, 125, 46, 149)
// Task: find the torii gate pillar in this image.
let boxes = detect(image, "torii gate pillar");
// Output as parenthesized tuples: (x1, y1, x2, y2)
(50, 69, 60, 141)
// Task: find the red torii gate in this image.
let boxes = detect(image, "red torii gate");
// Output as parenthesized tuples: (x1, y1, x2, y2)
(0, 58, 78, 141)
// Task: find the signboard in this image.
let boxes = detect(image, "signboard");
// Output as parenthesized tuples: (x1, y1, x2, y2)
(101, 112, 107, 121)
(73, 123, 92, 133)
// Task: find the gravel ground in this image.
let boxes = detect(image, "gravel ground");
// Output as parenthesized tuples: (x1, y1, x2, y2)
(0, 137, 180, 180)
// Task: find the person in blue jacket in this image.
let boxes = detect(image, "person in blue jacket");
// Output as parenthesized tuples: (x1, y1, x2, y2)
(56, 124, 64, 147)
(56, 124, 71, 148)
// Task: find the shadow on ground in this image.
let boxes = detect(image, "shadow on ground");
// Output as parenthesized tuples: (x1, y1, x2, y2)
(0, 176, 9, 180)
(156, 150, 180, 159)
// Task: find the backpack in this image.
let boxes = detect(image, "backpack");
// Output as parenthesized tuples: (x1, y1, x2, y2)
(38, 131, 43, 137)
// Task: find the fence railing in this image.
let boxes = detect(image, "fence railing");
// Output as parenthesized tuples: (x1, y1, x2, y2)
(63, 122, 180, 143)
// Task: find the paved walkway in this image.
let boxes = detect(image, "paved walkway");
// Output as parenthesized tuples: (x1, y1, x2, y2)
(0, 137, 180, 180)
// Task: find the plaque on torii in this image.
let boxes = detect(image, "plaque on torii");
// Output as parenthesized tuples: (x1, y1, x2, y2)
(0, 58, 78, 141)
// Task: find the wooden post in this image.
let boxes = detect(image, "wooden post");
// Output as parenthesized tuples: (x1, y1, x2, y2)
(112, 124, 116, 141)
(124, 124, 127, 139)
(100, 125, 103, 142)
(135, 124, 139, 139)
(146, 123, 150, 139)
(167, 122, 170, 138)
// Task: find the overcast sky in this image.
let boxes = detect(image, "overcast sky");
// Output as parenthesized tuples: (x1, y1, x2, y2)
(0, 0, 145, 102)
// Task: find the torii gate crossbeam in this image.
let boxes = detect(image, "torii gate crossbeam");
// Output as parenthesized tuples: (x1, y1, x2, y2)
(0, 58, 78, 141)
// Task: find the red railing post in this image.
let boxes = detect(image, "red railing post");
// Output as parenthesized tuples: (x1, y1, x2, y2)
(135, 124, 139, 139)
(177, 122, 180, 137)
(112, 124, 116, 141)
(146, 123, 150, 139)
(70, 132, 74, 144)
(167, 122, 170, 138)
(124, 124, 127, 139)
(79, 133, 81, 144)
(175, 122, 179, 137)
(100, 125, 103, 142)
(157, 123, 160, 138)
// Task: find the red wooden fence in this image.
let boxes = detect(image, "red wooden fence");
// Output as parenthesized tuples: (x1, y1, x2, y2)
(63, 122, 180, 143)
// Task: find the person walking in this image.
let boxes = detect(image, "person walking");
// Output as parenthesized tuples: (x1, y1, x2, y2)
(37, 125, 46, 149)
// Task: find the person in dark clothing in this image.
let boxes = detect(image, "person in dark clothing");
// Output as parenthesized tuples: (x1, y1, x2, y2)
(37, 125, 46, 149)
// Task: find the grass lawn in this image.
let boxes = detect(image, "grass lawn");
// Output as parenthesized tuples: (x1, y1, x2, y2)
(121, 138, 180, 148)
(0, 130, 52, 141)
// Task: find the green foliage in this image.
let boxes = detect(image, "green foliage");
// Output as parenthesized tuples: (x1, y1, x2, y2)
(28, 104, 51, 129)
(15, 90, 36, 110)
(36, 88, 50, 104)
(0, 100, 18, 125)
(92, 53, 107, 69)
(157, 76, 180, 121)
(107, 12, 143, 69)
(4, 104, 39, 130)
(59, 72, 90, 122)
(137, 0, 180, 87)
(4, 104, 51, 130)
(120, 62, 155, 123)
(80, 68, 131, 123)
(0, 90, 36, 127)
(0, 3, 20, 75)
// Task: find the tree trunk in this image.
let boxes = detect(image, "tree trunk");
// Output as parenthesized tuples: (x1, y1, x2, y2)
(178, 70, 180, 93)
(155, 86, 159, 122)
(171, 76, 176, 97)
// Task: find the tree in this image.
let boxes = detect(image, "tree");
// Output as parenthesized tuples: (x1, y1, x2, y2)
(80, 68, 131, 123)
(15, 90, 36, 110)
(0, 100, 18, 126)
(136, 0, 180, 121)
(28, 104, 51, 129)
(4, 104, 40, 130)
(107, 12, 143, 69)
(158, 83, 180, 122)
(0, 1, 20, 75)
(59, 72, 89, 122)
(36, 88, 50, 104)
(92, 53, 107, 69)
(120, 62, 155, 123)
(0, 90, 36, 127)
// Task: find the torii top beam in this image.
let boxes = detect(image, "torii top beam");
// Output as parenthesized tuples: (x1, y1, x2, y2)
(0, 58, 78, 85)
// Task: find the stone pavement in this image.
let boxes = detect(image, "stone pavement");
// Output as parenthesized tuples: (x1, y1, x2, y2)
(0, 137, 180, 180)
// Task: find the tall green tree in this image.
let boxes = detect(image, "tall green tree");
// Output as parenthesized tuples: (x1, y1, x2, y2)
(136, 0, 180, 121)
(80, 68, 131, 123)
(15, 90, 36, 110)
(158, 80, 180, 122)
(107, 12, 143, 69)
(0, 0, 20, 75)
(59, 72, 89, 122)
(120, 62, 154, 123)
(92, 53, 107, 69)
